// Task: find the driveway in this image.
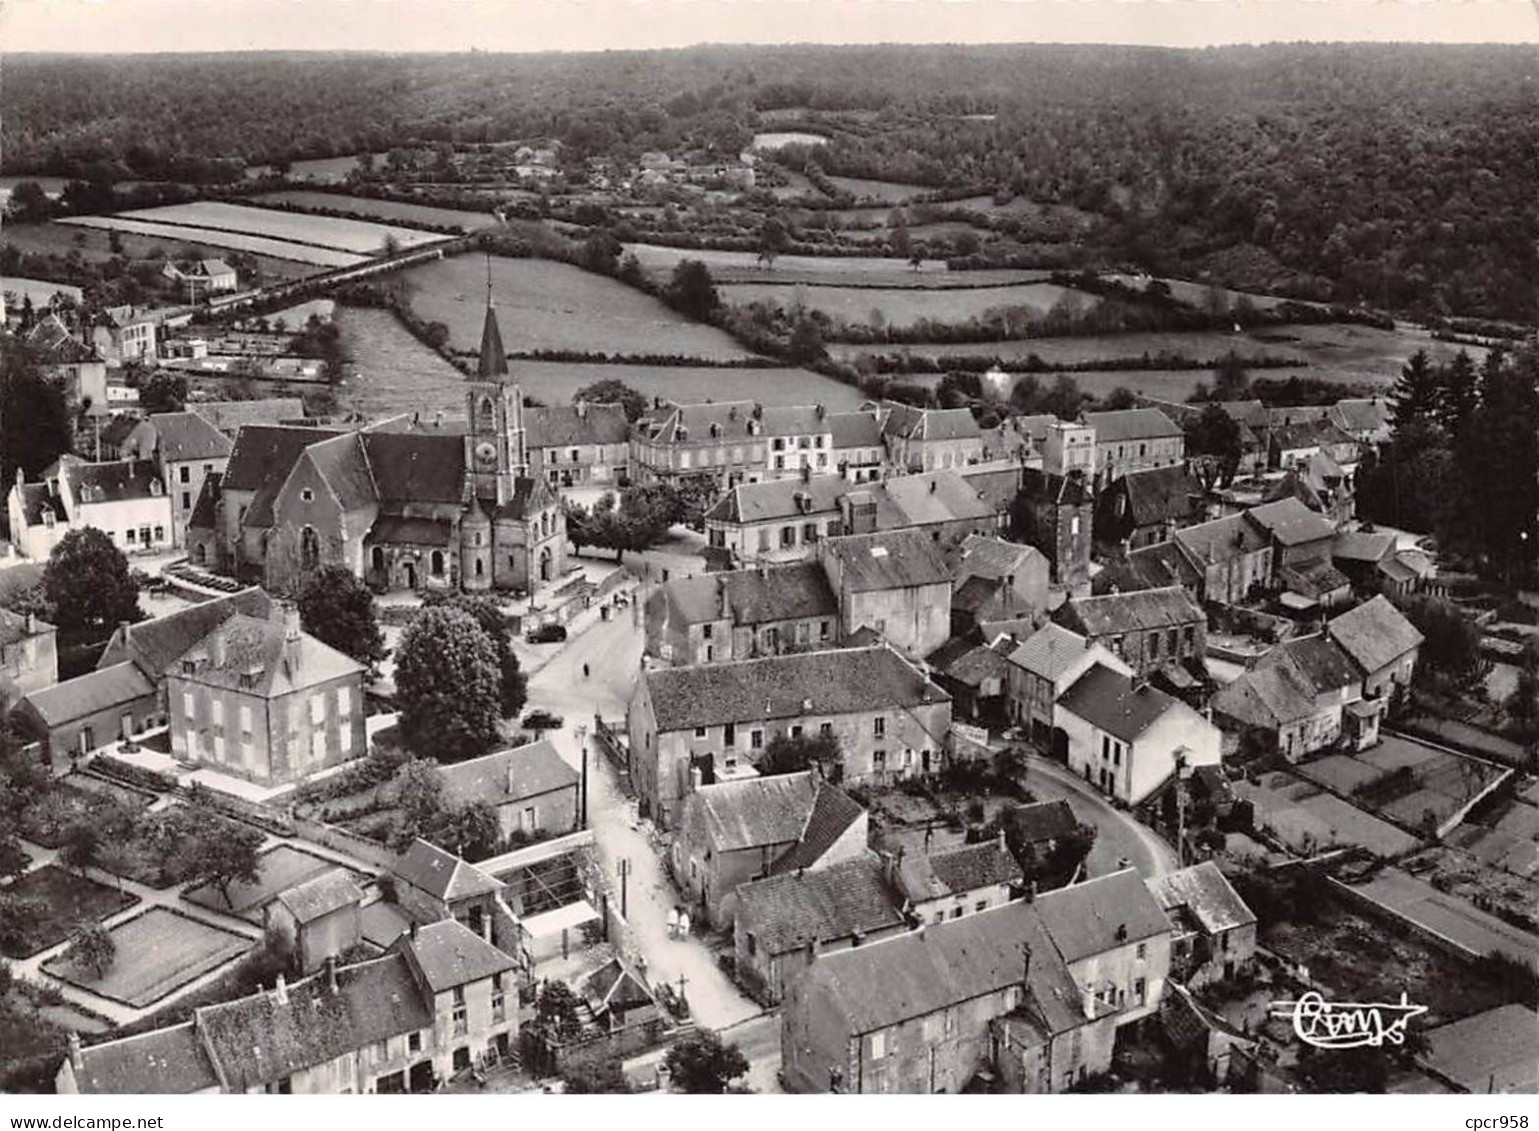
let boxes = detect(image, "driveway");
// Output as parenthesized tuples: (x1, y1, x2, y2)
(1022, 753, 1180, 879)
(527, 609, 761, 1032)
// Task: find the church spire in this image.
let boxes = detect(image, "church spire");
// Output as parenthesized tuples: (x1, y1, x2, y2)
(476, 256, 509, 380)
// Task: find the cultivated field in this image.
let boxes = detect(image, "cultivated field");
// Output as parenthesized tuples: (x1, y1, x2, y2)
(832, 321, 1488, 389)
(719, 280, 1092, 327)
(825, 175, 930, 202)
(116, 201, 443, 254)
(1, 221, 317, 282)
(58, 216, 368, 268)
(245, 154, 370, 182)
(184, 844, 354, 921)
(751, 131, 830, 151)
(43, 907, 250, 1008)
(623, 242, 951, 283)
(249, 191, 499, 232)
(1298, 736, 1506, 833)
(402, 254, 755, 360)
(1233, 770, 1421, 857)
(335, 307, 861, 422)
(0, 866, 137, 959)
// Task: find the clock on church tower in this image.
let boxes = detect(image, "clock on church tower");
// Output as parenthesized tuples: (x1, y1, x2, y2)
(465, 284, 527, 505)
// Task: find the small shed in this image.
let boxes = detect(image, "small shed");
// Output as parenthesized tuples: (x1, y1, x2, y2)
(264, 867, 364, 972)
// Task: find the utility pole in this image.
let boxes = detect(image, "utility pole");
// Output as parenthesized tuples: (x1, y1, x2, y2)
(1174, 750, 1188, 867)
(575, 723, 588, 829)
(618, 857, 629, 919)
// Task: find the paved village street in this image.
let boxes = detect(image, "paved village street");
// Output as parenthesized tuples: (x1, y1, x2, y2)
(526, 591, 764, 1035)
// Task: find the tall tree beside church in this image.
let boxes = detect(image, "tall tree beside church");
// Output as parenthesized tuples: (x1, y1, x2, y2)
(0, 340, 72, 486)
(422, 593, 527, 718)
(43, 528, 142, 633)
(395, 606, 503, 763)
(297, 565, 388, 677)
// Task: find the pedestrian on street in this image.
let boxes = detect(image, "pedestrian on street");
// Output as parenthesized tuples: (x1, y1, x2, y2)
(583, 662, 590, 678)
(677, 909, 690, 940)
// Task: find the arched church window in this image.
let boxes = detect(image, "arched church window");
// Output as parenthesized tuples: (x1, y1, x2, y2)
(301, 526, 321, 570)
(478, 396, 495, 430)
(475, 557, 484, 578)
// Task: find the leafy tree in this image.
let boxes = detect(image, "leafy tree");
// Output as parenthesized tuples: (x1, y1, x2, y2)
(180, 807, 263, 909)
(1400, 596, 1486, 693)
(5, 181, 52, 223)
(395, 606, 503, 762)
(441, 799, 501, 860)
(0, 341, 72, 486)
(756, 215, 790, 268)
(1039, 374, 1085, 420)
(1211, 350, 1252, 401)
(662, 260, 720, 322)
(1506, 639, 1539, 743)
(60, 820, 101, 875)
(521, 710, 563, 738)
(423, 593, 526, 717)
(889, 214, 912, 260)
(63, 922, 116, 981)
(663, 1029, 749, 1093)
(562, 1057, 630, 1093)
(0, 893, 44, 952)
(298, 565, 388, 675)
(760, 731, 840, 776)
(389, 758, 448, 851)
(1185, 404, 1244, 489)
(43, 528, 142, 633)
(138, 371, 187, 413)
(537, 980, 585, 1037)
(574, 378, 648, 423)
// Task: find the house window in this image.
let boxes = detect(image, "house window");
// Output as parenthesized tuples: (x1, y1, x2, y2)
(873, 716, 886, 738)
(723, 723, 736, 747)
(492, 973, 506, 1022)
(820, 619, 831, 640)
(182, 492, 192, 509)
(338, 687, 352, 717)
(1136, 942, 1147, 960)
(975, 901, 987, 913)
(944, 1008, 957, 1036)
(790, 724, 803, 739)
(1134, 977, 1147, 1005)
(408, 1032, 422, 1054)
(695, 726, 707, 738)
(757, 529, 770, 552)
(125, 528, 136, 546)
(300, 525, 320, 569)
(795, 623, 809, 644)
(570, 449, 579, 463)
(1113, 744, 1121, 767)
(951, 906, 964, 919)
(780, 526, 795, 548)
(702, 623, 713, 640)
(179, 466, 190, 483)
(340, 725, 353, 755)
(1070, 515, 1081, 536)
(375, 1039, 390, 1061)
(1101, 735, 1110, 760)
(750, 729, 763, 749)
(803, 522, 817, 543)
(182, 692, 195, 720)
(452, 986, 467, 1035)
(746, 933, 757, 957)
(873, 750, 886, 773)
(870, 1031, 887, 1061)
(310, 694, 325, 725)
(820, 722, 833, 737)
(154, 526, 164, 543)
(239, 705, 253, 742)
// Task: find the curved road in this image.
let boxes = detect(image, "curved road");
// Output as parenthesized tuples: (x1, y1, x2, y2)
(1023, 752, 1180, 879)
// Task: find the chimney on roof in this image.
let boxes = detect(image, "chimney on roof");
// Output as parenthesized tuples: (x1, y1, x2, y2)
(13, 467, 22, 488)
(409, 920, 419, 942)
(25, 611, 37, 635)
(209, 627, 226, 668)
(324, 954, 338, 994)
(274, 973, 288, 1005)
(67, 1032, 83, 1070)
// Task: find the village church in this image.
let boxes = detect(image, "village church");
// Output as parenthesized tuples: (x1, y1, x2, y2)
(188, 296, 567, 596)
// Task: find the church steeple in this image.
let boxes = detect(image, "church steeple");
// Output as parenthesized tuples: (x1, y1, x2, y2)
(476, 258, 510, 380)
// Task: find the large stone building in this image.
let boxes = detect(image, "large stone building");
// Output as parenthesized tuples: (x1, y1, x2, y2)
(187, 300, 565, 596)
(7, 457, 174, 560)
(121, 411, 234, 548)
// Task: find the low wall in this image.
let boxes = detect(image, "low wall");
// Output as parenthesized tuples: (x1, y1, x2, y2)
(289, 812, 398, 872)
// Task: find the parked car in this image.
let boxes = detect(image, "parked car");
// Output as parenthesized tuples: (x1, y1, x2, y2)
(526, 623, 567, 644)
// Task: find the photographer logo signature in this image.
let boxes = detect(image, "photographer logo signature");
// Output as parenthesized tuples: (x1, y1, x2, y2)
(1268, 991, 1428, 1049)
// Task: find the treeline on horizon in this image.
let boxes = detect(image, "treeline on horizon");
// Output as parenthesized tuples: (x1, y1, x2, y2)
(3, 42, 1535, 323)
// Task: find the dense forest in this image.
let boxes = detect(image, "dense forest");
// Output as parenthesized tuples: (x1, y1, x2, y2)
(3, 43, 1536, 321)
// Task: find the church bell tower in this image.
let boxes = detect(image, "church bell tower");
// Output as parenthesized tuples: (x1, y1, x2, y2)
(465, 259, 527, 505)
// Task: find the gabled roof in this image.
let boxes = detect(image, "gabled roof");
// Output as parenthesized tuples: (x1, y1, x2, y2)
(1124, 540, 1204, 591)
(98, 587, 272, 678)
(224, 425, 347, 528)
(643, 644, 949, 733)
(273, 868, 364, 924)
(0, 607, 51, 645)
(1117, 464, 1205, 528)
(1329, 398, 1392, 436)
(760, 404, 832, 437)
(1174, 512, 1269, 565)
(1054, 586, 1204, 637)
(1005, 799, 1078, 845)
(22, 662, 156, 727)
(736, 854, 904, 956)
(1327, 595, 1424, 675)
(1270, 417, 1359, 452)
(1263, 633, 1361, 695)
(883, 471, 995, 527)
(769, 781, 865, 875)
(1332, 529, 1397, 564)
(947, 534, 1044, 584)
(197, 954, 432, 1090)
(1280, 558, 1352, 600)
(189, 398, 306, 433)
(1007, 622, 1093, 681)
(525, 402, 630, 448)
(169, 614, 363, 697)
(396, 918, 518, 993)
(820, 528, 952, 592)
(678, 772, 818, 852)
(1244, 497, 1336, 546)
(801, 898, 1084, 1037)
(1148, 861, 1256, 935)
(1210, 663, 1317, 729)
(642, 400, 760, 445)
(368, 515, 452, 546)
(1058, 663, 1183, 743)
(362, 430, 474, 506)
(68, 1022, 219, 1095)
(392, 838, 501, 903)
(1019, 467, 1093, 507)
(879, 401, 980, 442)
(898, 840, 1022, 902)
(300, 433, 377, 511)
(827, 410, 882, 449)
(1084, 408, 1182, 443)
(927, 633, 1014, 688)
(67, 460, 165, 506)
(11, 482, 63, 527)
(137, 412, 235, 463)
(658, 560, 841, 627)
(26, 314, 99, 364)
(437, 740, 580, 809)
(580, 958, 655, 1015)
(705, 474, 849, 525)
(1034, 868, 1172, 963)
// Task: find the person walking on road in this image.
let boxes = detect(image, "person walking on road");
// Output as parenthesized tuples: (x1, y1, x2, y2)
(583, 662, 590, 678)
